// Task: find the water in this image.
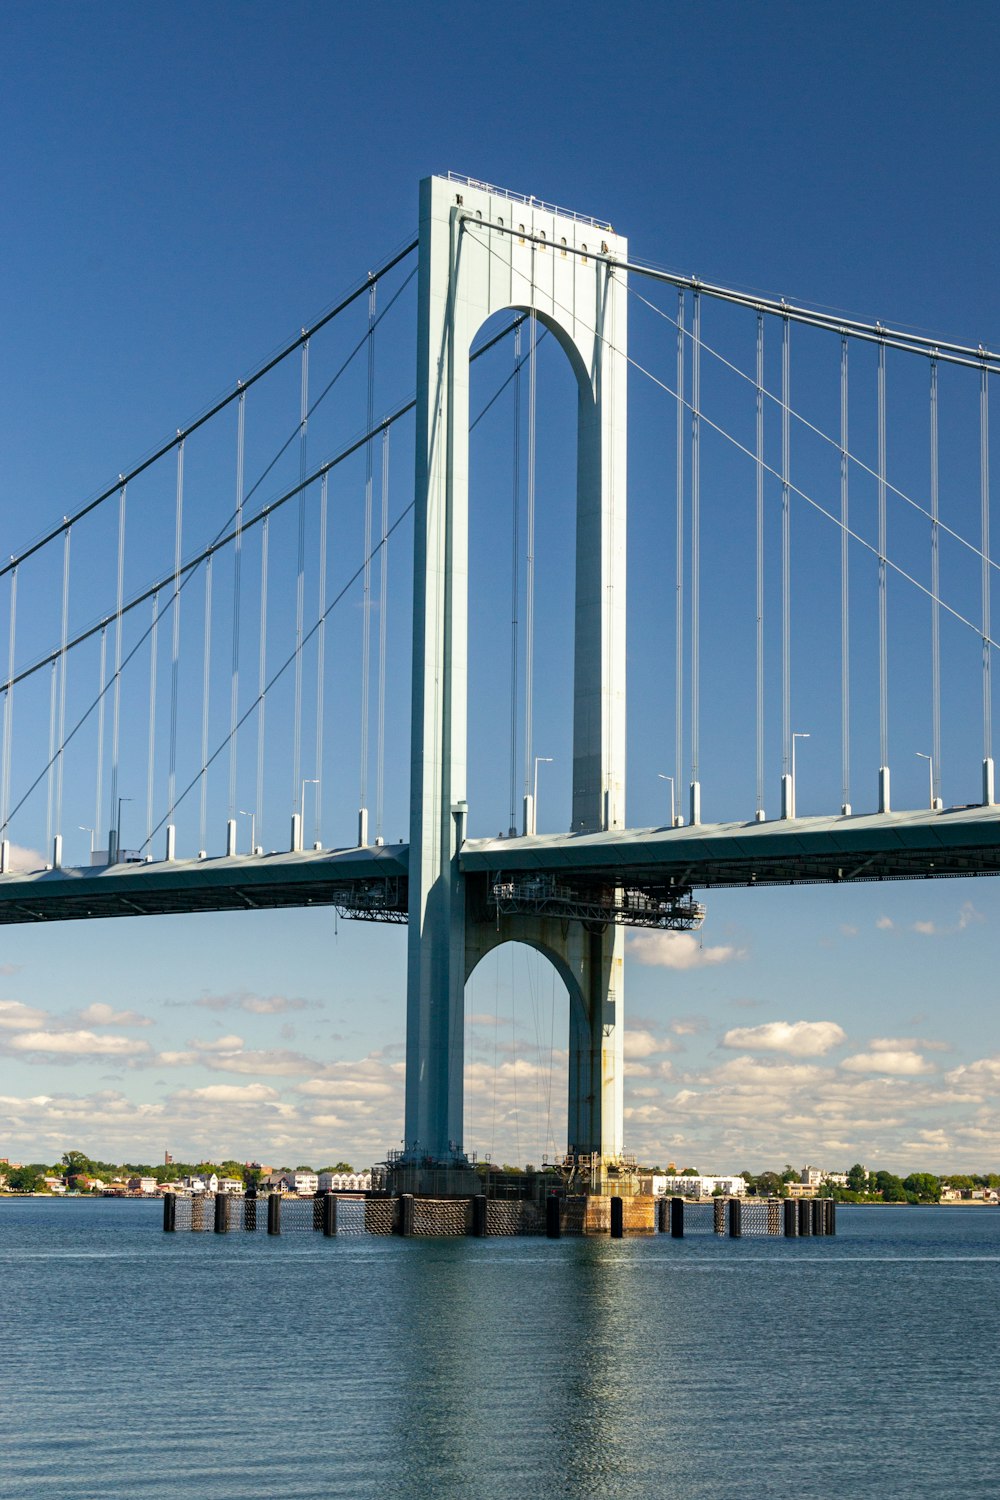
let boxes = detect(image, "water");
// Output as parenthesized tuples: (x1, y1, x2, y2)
(1, 1200, 997, 1499)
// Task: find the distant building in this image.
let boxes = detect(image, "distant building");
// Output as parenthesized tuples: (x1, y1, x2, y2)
(786, 1182, 818, 1199)
(127, 1176, 157, 1195)
(42, 1176, 67, 1194)
(185, 1173, 219, 1195)
(801, 1165, 824, 1187)
(279, 1171, 318, 1196)
(218, 1178, 243, 1195)
(641, 1174, 747, 1198)
(318, 1171, 372, 1193)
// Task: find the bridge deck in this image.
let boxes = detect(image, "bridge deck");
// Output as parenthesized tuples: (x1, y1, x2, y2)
(460, 805, 1000, 888)
(0, 806, 998, 925)
(0, 844, 409, 924)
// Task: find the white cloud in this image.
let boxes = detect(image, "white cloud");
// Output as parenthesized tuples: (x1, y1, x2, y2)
(8, 1029, 151, 1059)
(192, 991, 318, 1015)
(191, 1034, 245, 1053)
(721, 1020, 846, 1057)
(876, 916, 894, 931)
(78, 1002, 152, 1027)
(841, 1050, 935, 1076)
(869, 1036, 948, 1053)
(628, 931, 746, 969)
(946, 1056, 1000, 1088)
(0, 1000, 47, 1030)
(174, 1083, 280, 1104)
(623, 1028, 673, 1060)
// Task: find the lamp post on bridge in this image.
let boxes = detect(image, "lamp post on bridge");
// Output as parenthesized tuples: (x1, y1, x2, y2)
(112, 796, 131, 864)
(789, 733, 810, 820)
(916, 752, 942, 811)
(79, 826, 94, 862)
(295, 779, 318, 853)
(658, 773, 677, 829)
(240, 809, 256, 856)
(524, 757, 552, 837)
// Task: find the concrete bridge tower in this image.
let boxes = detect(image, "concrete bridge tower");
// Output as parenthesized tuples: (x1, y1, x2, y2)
(404, 174, 628, 1177)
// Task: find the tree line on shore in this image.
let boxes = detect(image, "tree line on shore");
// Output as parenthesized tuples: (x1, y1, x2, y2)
(0, 1150, 356, 1195)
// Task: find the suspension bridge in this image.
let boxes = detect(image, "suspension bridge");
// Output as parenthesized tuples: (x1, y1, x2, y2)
(2, 174, 998, 1185)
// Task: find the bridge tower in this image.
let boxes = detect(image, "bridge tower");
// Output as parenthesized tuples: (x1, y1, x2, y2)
(404, 174, 628, 1175)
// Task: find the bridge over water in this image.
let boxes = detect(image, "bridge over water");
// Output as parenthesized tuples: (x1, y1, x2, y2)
(1, 173, 997, 1184)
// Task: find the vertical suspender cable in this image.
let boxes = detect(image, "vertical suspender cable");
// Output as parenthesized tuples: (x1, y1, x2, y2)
(200, 557, 213, 849)
(360, 289, 375, 836)
(523, 308, 538, 824)
(981, 361, 992, 787)
(56, 525, 71, 840)
(146, 592, 158, 845)
(0, 568, 15, 837)
(95, 625, 106, 841)
(930, 359, 941, 803)
(229, 389, 245, 821)
(109, 482, 127, 848)
(840, 338, 851, 812)
(314, 471, 328, 845)
(293, 341, 309, 815)
(168, 440, 184, 822)
(878, 337, 889, 787)
(755, 312, 764, 818)
(510, 322, 522, 837)
(375, 426, 389, 843)
(690, 290, 701, 814)
(674, 291, 684, 808)
(781, 316, 791, 780)
(256, 513, 270, 846)
(46, 662, 56, 850)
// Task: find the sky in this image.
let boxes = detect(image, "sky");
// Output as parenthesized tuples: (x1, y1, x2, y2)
(1, 0, 1000, 1174)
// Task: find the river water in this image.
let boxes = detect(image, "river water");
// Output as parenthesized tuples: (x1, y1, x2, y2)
(1, 1199, 996, 1498)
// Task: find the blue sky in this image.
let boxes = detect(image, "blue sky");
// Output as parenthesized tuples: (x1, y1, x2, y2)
(1, 1, 999, 1173)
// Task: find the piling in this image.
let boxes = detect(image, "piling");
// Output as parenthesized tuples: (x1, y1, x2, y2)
(546, 1195, 561, 1239)
(670, 1196, 685, 1238)
(728, 1197, 742, 1238)
(713, 1197, 726, 1235)
(267, 1193, 282, 1236)
(399, 1193, 415, 1237)
(610, 1196, 624, 1239)
(323, 1193, 338, 1237)
(797, 1198, 812, 1237)
(472, 1194, 488, 1237)
(811, 1198, 826, 1236)
(214, 1193, 229, 1234)
(162, 1193, 176, 1232)
(783, 1199, 798, 1237)
(827, 1198, 837, 1235)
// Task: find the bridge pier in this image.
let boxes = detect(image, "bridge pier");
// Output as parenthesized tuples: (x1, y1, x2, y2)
(401, 176, 628, 1182)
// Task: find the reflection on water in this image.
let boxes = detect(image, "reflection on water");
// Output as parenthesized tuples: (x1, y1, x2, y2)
(0, 1200, 997, 1498)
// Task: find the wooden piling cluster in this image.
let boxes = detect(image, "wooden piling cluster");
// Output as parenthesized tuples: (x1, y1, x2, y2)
(164, 1190, 837, 1239)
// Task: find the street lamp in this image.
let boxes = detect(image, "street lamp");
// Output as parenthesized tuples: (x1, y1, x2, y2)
(240, 809, 256, 855)
(915, 752, 935, 810)
(529, 756, 553, 837)
(300, 778, 319, 824)
(114, 796, 131, 863)
(790, 732, 810, 819)
(79, 825, 94, 857)
(658, 773, 676, 828)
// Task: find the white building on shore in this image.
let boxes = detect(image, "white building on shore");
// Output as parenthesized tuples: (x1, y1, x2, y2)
(641, 1174, 747, 1198)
